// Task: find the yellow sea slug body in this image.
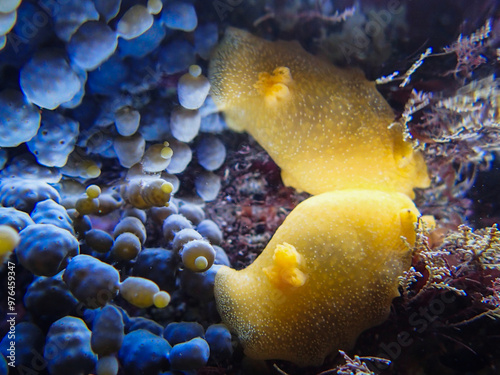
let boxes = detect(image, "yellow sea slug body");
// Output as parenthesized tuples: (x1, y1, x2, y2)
(215, 190, 419, 366)
(209, 28, 429, 197)
(209, 28, 431, 367)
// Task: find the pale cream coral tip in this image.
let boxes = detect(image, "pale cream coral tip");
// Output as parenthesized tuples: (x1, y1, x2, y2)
(0, 225, 20, 257)
(86, 184, 101, 199)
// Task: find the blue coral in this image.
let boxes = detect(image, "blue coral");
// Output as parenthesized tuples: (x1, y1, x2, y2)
(67, 20, 118, 70)
(63, 254, 120, 307)
(0, 322, 44, 368)
(0, 1, 236, 374)
(161, 1, 197, 32)
(132, 248, 178, 292)
(91, 305, 125, 355)
(31, 199, 74, 233)
(163, 322, 205, 346)
(27, 111, 79, 167)
(118, 329, 171, 375)
(0, 207, 34, 232)
(16, 223, 79, 276)
(0, 89, 40, 147)
(50, 0, 99, 42)
(0, 178, 61, 213)
(169, 337, 210, 371)
(205, 324, 233, 361)
(20, 49, 82, 109)
(24, 274, 79, 318)
(44, 316, 97, 375)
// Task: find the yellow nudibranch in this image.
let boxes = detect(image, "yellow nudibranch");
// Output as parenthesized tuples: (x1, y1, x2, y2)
(208, 28, 431, 366)
(209, 27, 429, 198)
(215, 190, 419, 366)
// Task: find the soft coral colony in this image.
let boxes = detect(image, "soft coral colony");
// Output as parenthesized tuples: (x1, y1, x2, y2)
(0, 1, 499, 375)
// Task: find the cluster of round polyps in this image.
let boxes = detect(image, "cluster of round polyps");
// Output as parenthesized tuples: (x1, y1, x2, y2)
(0, 181, 231, 374)
(0, 0, 244, 373)
(0, 0, 224, 198)
(0, 196, 234, 372)
(209, 28, 432, 366)
(111, 216, 147, 260)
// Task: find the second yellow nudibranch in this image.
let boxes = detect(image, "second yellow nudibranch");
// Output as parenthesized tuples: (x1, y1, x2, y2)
(208, 28, 432, 366)
(215, 190, 420, 366)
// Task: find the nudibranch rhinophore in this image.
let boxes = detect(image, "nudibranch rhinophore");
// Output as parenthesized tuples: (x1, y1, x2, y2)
(209, 27, 429, 198)
(208, 28, 431, 367)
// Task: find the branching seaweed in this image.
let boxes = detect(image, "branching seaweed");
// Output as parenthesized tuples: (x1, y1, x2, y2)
(315, 351, 390, 375)
(399, 222, 500, 329)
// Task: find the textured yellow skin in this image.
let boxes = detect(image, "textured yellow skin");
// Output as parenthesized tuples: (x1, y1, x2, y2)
(209, 28, 430, 366)
(209, 28, 430, 197)
(215, 190, 419, 366)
